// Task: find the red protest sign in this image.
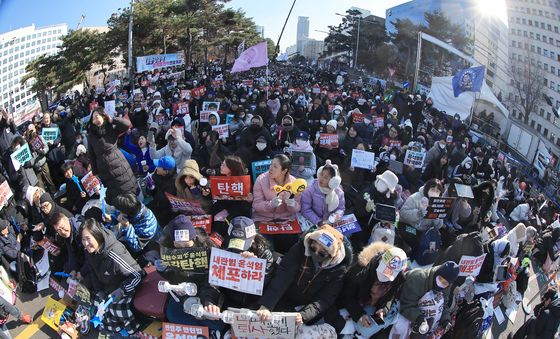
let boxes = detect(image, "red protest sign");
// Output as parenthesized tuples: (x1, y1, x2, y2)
(242, 79, 254, 87)
(374, 117, 384, 128)
(352, 112, 365, 123)
(177, 102, 189, 115)
(37, 237, 61, 256)
(187, 215, 213, 234)
(165, 192, 206, 215)
(80, 172, 101, 197)
(162, 323, 209, 339)
(319, 134, 339, 148)
(210, 176, 251, 200)
(0, 181, 13, 209)
(191, 85, 206, 98)
(258, 220, 302, 235)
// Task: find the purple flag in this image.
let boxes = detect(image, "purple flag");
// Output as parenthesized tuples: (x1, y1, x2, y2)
(231, 41, 268, 73)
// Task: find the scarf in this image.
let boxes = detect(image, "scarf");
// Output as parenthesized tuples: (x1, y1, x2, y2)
(317, 182, 339, 213)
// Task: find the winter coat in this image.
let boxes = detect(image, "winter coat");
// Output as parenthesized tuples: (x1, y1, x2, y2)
(433, 232, 483, 266)
(510, 203, 531, 222)
(57, 217, 86, 275)
(0, 225, 20, 262)
(258, 237, 353, 323)
(119, 204, 160, 253)
(58, 115, 77, 151)
(400, 265, 453, 324)
(0, 118, 16, 156)
(424, 143, 447, 168)
(301, 180, 345, 225)
(399, 187, 443, 231)
(531, 298, 560, 339)
(83, 226, 144, 296)
(63, 175, 88, 214)
(533, 228, 560, 265)
(174, 167, 212, 214)
(148, 171, 177, 226)
(422, 158, 447, 181)
(123, 134, 155, 176)
(150, 137, 193, 173)
(87, 118, 136, 205)
(252, 172, 302, 222)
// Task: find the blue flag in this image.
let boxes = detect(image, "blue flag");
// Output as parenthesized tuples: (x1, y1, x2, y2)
(452, 66, 485, 97)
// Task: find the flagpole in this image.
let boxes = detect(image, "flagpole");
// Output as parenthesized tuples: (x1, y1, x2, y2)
(266, 64, 269, 100)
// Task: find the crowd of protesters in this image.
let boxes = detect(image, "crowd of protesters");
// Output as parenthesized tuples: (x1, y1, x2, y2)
(0, 62, 557, 338)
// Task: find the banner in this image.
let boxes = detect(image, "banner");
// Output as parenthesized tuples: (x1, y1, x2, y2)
(242, 79, 253, 87)
(41, 296, 67, 330)
(209, 248, 266, 295)
(352, 112, 365, 123)
(186, 214, 212, 234)
(351, 149, 376, 170)
(403, 150, 426, 169)
(41, 127, 59, 143)
(10, 144, 32, 171)
(211, 124, 229, 139)
(104, 100, 116, 118)
(231, 41, 268, 73)
(258, 220, 302, 235)
(252, 159, 272, 182)
(202, 101, 220, 112)
(426, 197, 456, 219)
(136, 53, 185, 73)
(191, 85, 206, 98)
(374, 117, 384, 128)
(160, 247, 209, 271)
(291, 151, 312, 168)
(165, 192, 206, 215)
(332, 214, 361, 235)
(230, 311, 297, 339)
(162, 323, 209, 339)
(210, 176, 251, 200)
(81, 171, 101, 197)
(458, 254, 487, 277)
(319, 134, 339, 148)
(0, 181, 13, 209)
(452, 65, 485, 97)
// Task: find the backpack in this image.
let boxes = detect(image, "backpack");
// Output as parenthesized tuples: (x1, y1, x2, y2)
(17, 252, 38, 294)
(414, 227, 442, 266)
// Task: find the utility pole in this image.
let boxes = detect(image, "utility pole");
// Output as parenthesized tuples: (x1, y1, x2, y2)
(354, 17, 360, 69)
(76, 15, 85, 30)
(128, 0, 134, 93)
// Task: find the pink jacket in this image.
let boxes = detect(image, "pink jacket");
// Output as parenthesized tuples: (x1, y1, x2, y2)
(252, 172, 302, 222)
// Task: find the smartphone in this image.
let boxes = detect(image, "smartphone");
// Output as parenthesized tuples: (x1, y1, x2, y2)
(372, 314, 384, 325)
(494, 265, 508, 282)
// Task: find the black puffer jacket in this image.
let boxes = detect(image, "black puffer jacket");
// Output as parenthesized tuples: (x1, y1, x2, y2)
(87, 118, 136, 205)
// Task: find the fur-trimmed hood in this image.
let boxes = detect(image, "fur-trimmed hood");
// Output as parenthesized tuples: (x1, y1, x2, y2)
(357, 241, 394, 267)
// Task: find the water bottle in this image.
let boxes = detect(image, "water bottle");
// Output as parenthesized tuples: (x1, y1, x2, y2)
(419, 320, 429, 334)
(177, 282, 197, 296)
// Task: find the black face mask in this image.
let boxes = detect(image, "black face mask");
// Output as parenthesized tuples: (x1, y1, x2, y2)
(283, 124, 293, 132)
(251, 124, 260, 131)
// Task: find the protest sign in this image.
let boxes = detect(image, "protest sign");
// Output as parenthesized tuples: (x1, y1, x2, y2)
(375, 204, 397, 223)
(251, 159, 272, 182)
(258, 220, 302, 235)
(226, 114, 235, 124)
(210, 176, 251, 200)
(41, 127, 59, 143)
(374, 117, 384, 128)
(351, 149, 376, 170)
(106, 85, 117, 96)
(0, 181, 13, 210)
(291, 150, 312, 168)
(202, 101, 220, 111)
(165, 192, 206, 215)
(41, 296, 67, 330)
(191, 85, 206, 98)
(81, 171, 101, 197)
(458, 254, 487, 277)
(426, 197, 456, 219)
(230, 311, 297, 339)
(403, 150, 426, 169)
(209, 248, 266, 295)
(136, 53, 185, 72)
(242, 79, 254, 87)
(352, 112, 365, 123)
(186, 215, 213, 234)
(455, 184, 474, 199)
(319, 134, 339, 148)
(388, 140, 402, 149)
(162, 323, 209, 339)
(160, 247, 209, 271)
(156, 114, 167, 126)
(37, 237, 61, 256)
(180, 89, 191, 100)
(199, 111, 211, 123)
(332, 214, 362, 235)
(30, 135, 45, 152)
(104, 100, 116, 117)
(212, 124, 229, 139)
(388, 160, 403, 174)
(497, 152, 505, 163)
(177, 102, 189, 115)
(111, 79, 121, 87)
(10, 143, 32, 171)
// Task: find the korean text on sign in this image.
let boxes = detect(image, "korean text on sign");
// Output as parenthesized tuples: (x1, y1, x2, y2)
(210, 175, 251, 200)
(404, 150, 426, 169)
(231, 311, 297, 339)
(458, 254, 487, 277)
(209, 248, 266, 295)
(160, 247, 209, 271)
(258, 220, 302, 235)
(162, 322, 209, 339)
(81, 171, 101, 197)
(319, 134, 339, 148)
(332, 214, 362, 235)
(165, 192, 206, 215)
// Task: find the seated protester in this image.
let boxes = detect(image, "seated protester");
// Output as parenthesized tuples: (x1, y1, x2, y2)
(228, 106, 251, 137)
(238, 115, 272, 165)
(275, 115, 299, 151)
(509, 198, 536, 223)
(79, 218, 145, 335)
(51, 212, 86, 278)
(195, 131, 230, 177)
(422, 153, 448, 182)
(256, 225, 353, 326)
(288, 131, 317, 186)
(424, 138, 448, 170)
(340, 141, 375, 198)
(341, 125, 364, 157)
(335, 116, 348, 145)
(150, 127, 193, 173)
(390, 261, 460, 338)
(476, 238, 510, 284)
(443, 179, 472, 232)
(467, 181, 496, 230)
(325, 244, 408, 335)
(211, 156, 252, 238)
(452, 156, 474, 184)
(252, 154, 302, 253)
(60, 162, 89, 214)
(532, 227, 560, 270)
(123, 130, 155, 176)
(25, 123, 56, 193)
(111, 193, 160, 265)
(0, 219, 20, 271)
(301, 160, 345, 226)
(399, 178, 444, 232)
(37, 192, 73, 241)
(146, 156, 177, 226)
(245, 135, 274, 175)
(315, 120, 341, 165)
(510, 289, 560, 339)
(4, 136, 39, 201)
(377, 125, 403, 154)
(175, 159, 212, 214)
(198, 112, 220, 145)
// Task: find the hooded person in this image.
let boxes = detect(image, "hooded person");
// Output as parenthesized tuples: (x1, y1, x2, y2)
(256, 225, 353, 325)
(476, 238, 511, 284)
(175, 159, 212, 213)
(275, 115, 300, 150)
(171, 116, 196, 150)
(424, 139, 448, 170)
(239, 115, 272, 163)
(289, 131, 317, 185)
(325, 243, 408, 335)
(391, 261, 460, 338)
(150, 126, 193, 173)
(453, 156, 473, 184)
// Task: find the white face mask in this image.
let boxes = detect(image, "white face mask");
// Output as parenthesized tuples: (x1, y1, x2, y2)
(375, 179, 388, 193)
(465, 163, 472, 170)
(256, 143, 267, 151)
(435, 276, 448, 289)
(390, 154, 397, 161)
(320, 120, 327, 125)
(428, 189, 440, 198)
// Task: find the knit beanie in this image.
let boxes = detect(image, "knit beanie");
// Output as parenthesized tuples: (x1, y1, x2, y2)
(435, 261, 460, 284)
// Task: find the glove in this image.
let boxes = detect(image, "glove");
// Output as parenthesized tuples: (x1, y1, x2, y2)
(110, 288, 124, 302)
(365, 200, 376, 213)
(271, 197, 282, 208)
(412, 316, 428, 334)
(286, 198, 296, 207)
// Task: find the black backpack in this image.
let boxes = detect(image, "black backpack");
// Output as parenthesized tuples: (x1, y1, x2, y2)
(17, 252, 38, 294)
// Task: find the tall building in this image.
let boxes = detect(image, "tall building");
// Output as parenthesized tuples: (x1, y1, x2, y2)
(505, 0, 560, 158)
(296, 16, 309, 55)
(255, 25, 265, 38)
(302, 39, 325, 60)
(0, 24, 68, 121)
(349, 7, 372, 17)
(385, 0, 509, 97)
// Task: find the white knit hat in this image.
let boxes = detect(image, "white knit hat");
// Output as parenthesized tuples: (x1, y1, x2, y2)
(76, 144, 87, 157)
(377, 170, 398, 193)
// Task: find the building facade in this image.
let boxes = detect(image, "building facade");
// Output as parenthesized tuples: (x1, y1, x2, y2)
(0, 24, 68, 114)
(302, 39, 325, 60)
(296, 16, 309, 55)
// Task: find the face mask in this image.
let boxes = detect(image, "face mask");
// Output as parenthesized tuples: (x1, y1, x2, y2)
(256, 143, 267, 151)
(390, 154, 397, 161)
(134, 108, 141, 112)
(283, 124, 293, 132)
(320, 120, 326, 125)
(439, 143, 446, 149)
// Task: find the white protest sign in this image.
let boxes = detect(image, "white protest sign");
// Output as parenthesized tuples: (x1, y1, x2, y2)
(230, 310, 297, 339)
(211, 124, 229, 139)
(209, 248, 266, 295)
(10, 144, 32, 171)
(403, 150, 426, 169)
(0, 181, 13, 210)
(351, 149, 376, 170)
(458, 253, 487, 277)
(104, 100, 116, 118)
